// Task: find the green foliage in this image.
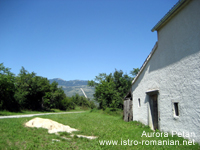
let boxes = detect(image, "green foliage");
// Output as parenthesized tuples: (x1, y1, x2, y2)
(1, 63, 135, 112)
(130, 68, 140, 79)
(58, 97, 75, 111)
(0, 63, 73, 111)
(71, 93, 97, 109)
(87, 80, 97, 87)
(89, 100, 96, 109)
(0, 63, 19, 111)
(14, 67, 72, 111)
(88, 69, 134, 110)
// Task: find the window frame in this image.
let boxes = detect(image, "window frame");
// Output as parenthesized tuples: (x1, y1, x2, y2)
(138, 98, 141, 108)
(173, 102, 179, 117)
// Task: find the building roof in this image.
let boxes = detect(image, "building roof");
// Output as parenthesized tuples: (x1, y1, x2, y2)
(131, 0, 191, 86)
(151, 0, 190, 32)
(131, 42, 158, 85)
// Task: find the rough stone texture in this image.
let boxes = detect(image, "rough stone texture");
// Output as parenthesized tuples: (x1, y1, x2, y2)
(131, 0, 200, 143)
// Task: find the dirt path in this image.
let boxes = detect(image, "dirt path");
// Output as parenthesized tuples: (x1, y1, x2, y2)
(0, 111, 85, 119)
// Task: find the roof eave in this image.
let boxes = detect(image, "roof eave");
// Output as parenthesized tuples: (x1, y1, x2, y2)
(132, 42, 158, 85)
(151, 0, 189, 32)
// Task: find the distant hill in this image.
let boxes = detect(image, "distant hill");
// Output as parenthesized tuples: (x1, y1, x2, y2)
(49, 78, 88, 86)
(49, 78, 95, 99)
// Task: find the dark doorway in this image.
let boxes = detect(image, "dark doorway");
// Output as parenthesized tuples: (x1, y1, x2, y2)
(149, 94, 158, 130)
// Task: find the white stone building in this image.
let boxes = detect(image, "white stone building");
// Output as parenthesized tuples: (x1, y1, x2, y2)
(131, 0, 200, 143)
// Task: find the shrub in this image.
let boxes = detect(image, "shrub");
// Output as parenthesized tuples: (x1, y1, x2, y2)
(58, 97, 75, 111)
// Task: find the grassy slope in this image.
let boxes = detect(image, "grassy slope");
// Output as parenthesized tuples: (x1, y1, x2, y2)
(0, 111, 199, 150)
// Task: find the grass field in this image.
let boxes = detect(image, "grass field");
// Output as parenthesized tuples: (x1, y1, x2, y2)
(0, 110, 199, 150)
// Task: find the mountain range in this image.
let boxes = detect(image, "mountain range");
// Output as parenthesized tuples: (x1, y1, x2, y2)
(49, 78, 95, 99)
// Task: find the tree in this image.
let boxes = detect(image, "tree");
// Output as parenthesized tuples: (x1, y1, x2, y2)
(52, 87, 66, 109)
(88, 69, 133, 110)
(130, 68, 140, 79)
(0, 64, 77, 111)
(14, 67, 38, 110)
(0, 63, 18, 111)
(70, 93, 95, 109)
(14, 67, 67, 110)
(31, 76, 51, 110)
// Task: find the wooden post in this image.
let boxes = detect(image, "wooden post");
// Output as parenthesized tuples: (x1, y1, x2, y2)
(123, 98, 133, 122)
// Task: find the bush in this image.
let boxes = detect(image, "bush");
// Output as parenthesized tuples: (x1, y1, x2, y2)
(71, 93, 96, 109)
(58, 97, 75, 111)
(89, 101, 97, 109)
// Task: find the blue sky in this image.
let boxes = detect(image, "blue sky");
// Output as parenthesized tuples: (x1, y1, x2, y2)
(0, 0, 178, 81)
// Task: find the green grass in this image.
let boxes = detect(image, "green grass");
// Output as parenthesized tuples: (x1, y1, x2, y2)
(0, 111, 199, 150)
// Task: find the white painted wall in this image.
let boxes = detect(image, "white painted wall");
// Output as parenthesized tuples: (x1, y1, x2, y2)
(132, 0, 200, 143)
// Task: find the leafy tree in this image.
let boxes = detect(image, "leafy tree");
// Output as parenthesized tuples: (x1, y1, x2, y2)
(88, 69, 135, 110)
(130, 68, 140, 79)
(0, 63, 19, 111)
(0, 64, 99, 111)
(52, 87, 67, 109)
(71, 93, 96, 109)
(14, 67, 67, 110)
(58, 97, 75, 110)
(71, 93, 81, 106)
(14, 67, 38, 110)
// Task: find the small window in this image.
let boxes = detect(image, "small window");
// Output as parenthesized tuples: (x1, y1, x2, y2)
(138, 98, 141, 107)
(174, 102, 179, 116)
